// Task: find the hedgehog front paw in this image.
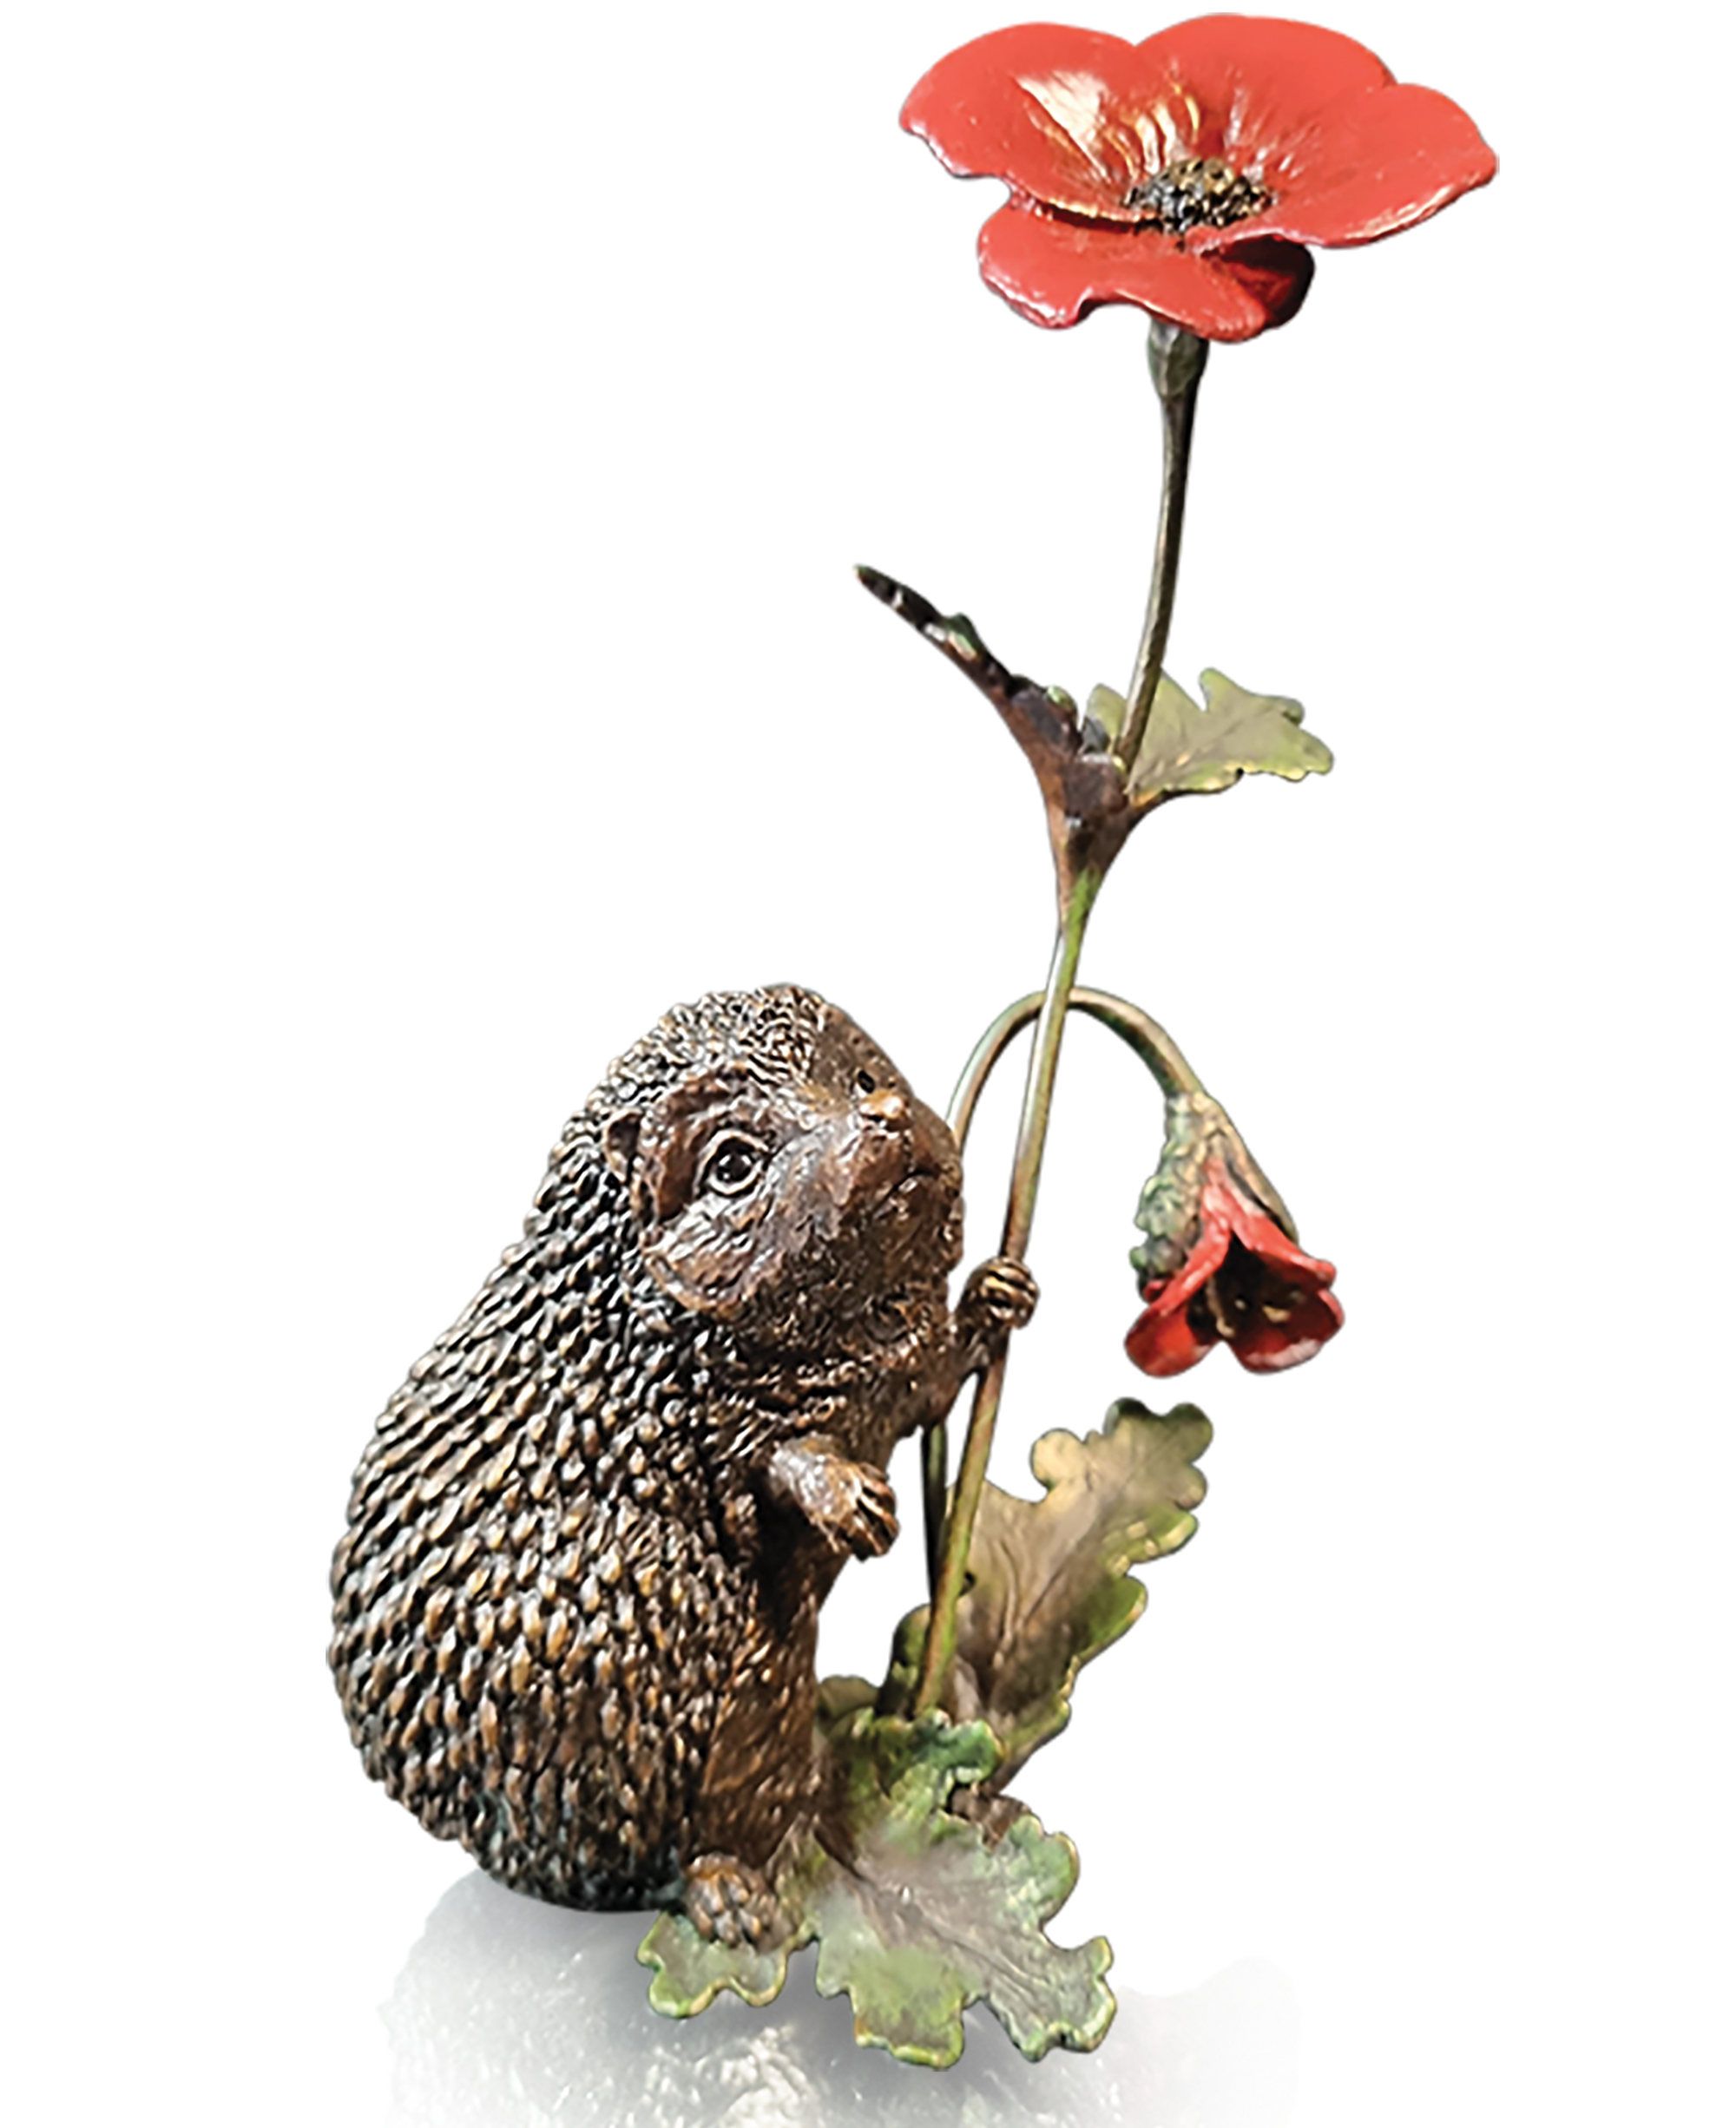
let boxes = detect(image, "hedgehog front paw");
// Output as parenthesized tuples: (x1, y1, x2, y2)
(765, 1438, 898, 1559)
(957, 1254, 1039, 1367)
(683, 1853, 779, 1947)
(819, 1457, 899, 1560)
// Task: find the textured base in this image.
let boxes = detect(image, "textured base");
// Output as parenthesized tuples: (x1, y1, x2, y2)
(386, 1869, 1301, 2121)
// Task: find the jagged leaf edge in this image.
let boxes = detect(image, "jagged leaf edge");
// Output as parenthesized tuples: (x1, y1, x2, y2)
(807, 1708, 1115, 2066)
(1076, 664, 1336, 804)
(878, 1400, 1213, 1783)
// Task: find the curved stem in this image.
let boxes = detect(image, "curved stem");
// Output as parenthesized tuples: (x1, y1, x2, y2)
(949, 987, 1206, 1153)
(1115, 322, 1207, 778)
(921, 986, 1213, 1592)
(914, 867, 1101, 1715)
(958, 987, 1298, 1238)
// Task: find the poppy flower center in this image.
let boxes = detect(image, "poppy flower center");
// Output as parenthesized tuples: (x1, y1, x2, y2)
(1125, 155, 1273, 236)
(1187, 1239, 1304, 1345)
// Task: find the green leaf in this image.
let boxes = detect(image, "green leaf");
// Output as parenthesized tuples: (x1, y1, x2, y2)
(811, 1711, 1113, 2066)
(639, 1905, 806, 2020)
(1085, 689, 1123, 749)
(886, 1401, 1212, 1783)
(1129, 667, 1332, 804)
(638, 1710, 1115, 2065)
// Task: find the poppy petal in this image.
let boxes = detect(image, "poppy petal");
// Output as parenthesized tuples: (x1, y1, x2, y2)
(1232, 1286, 1346, 1372)
(902, 24, 1148, 213)
(1126, 1291, 1214, 1376)
(1206, 1168, 1338, 1290)
(904, 18, 1404, 220)
(978, 202, 1310, 339)
(1152, 1183, 1240, 1313)
(1122, 16, 1394, 167)
(1195, 82, 1496, 251)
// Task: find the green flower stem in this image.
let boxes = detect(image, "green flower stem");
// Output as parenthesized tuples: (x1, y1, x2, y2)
(914, 865, 1101, 1716)
(956, 984, 1299, 1243)
(921, 1416, 950, 1593)
(923, 987, 1233, 1599)
(1115, 321, 1208, 778)
(948, 987, 1206, 1152)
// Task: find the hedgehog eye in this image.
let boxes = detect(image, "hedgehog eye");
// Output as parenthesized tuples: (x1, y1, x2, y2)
(700, 1134, 766, 1197)
(855, 1069, 878, 1095)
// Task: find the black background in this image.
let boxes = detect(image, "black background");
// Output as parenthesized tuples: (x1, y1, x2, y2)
(271, 8, 1506, 2085)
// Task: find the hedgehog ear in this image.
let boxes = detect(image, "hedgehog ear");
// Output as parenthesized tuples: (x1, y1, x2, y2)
(602, 1109, 641, 1183)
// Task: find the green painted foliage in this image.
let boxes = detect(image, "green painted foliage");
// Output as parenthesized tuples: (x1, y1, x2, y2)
(885, 1400, 1212, 1779)
(639, 1710, 1113, 2066)
(638, 1402, 1212, 2065)
(1090, 671, 1332, 801)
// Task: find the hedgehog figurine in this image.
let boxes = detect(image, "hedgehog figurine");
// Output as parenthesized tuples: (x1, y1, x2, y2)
(331, 985, 1034, 1946)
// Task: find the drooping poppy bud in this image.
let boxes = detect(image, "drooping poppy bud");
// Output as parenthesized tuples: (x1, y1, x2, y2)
(1128, 1090, 1341, 1376)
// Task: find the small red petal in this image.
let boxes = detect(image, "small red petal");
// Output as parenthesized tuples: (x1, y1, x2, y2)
(1153, 1186, 1238, 1311)
(1232, 1287, 1346, 1373)
(1202, 1165, 1337, 1289)
(1127, 1291, 1213, 1377)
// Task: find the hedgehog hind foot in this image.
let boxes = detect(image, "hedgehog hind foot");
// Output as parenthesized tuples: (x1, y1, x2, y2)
(681, 1853, 780, 1947)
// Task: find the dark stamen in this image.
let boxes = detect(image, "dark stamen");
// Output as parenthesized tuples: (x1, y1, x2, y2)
(1191, 1277, 1248, 1343)
(1127, 155, 1273, 236)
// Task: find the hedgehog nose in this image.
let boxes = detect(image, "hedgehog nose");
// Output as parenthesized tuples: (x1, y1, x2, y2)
(859, 1087, 908, 1126)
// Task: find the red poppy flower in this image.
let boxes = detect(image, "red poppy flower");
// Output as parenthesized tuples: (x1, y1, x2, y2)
(1127, 1092, 1342, 1376)
(902, 16, 1496, 340)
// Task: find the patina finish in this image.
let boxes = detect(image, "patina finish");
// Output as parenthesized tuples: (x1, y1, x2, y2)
(331, 986, 1032, 1948)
